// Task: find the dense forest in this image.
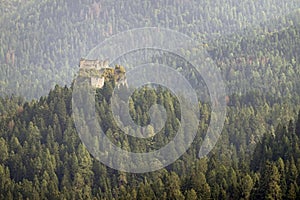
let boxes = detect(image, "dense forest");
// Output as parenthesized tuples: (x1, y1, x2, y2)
(1, 0, 300, 199)
(1, 79, 300, 199)
(1, 0, 300, 99)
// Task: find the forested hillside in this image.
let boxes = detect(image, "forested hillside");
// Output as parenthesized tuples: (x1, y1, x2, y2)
(1, 0, 300, 99)
(1, 0, 300, 199)
(1, 79, 300, 199)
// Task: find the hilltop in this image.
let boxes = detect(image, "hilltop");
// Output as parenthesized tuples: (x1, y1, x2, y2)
(77, 58, 126, 88)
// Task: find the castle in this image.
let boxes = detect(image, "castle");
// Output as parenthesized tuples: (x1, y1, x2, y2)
(79, 58, 109, 70)
(79, 58, 127, 88)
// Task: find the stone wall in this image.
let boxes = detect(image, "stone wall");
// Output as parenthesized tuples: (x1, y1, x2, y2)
(79, 58, 109, 69)
(91, 77, 105, 88)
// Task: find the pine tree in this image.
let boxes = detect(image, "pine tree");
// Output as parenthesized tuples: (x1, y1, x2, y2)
(165, 172, 184, 200)
(264, 162, 282, 200)
(241, 174, 253, 200)
(185, 189, 197, 200)
(287, 182, 297, 200)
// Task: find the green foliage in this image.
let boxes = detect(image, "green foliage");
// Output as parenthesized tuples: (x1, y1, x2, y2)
(1, 0, 300, 100)
(0, 83, 299, 199)
(1, 1, 300, 199)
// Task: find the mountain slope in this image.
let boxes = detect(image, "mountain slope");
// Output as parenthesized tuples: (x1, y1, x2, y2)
(1, 0, 300, 99)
